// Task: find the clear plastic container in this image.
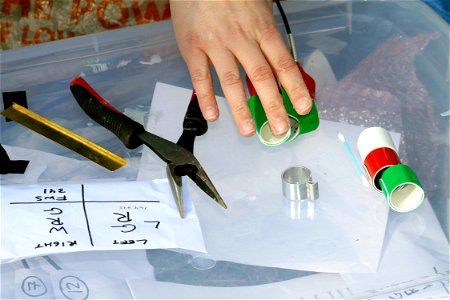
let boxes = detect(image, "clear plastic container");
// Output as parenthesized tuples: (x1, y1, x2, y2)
(1, 0, 448, 298)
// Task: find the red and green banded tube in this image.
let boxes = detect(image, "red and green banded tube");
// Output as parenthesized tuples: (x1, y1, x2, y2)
(357, 127, 424, 212)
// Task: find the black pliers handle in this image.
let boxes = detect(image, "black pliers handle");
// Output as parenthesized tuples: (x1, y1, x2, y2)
(69, 78, 226, 218)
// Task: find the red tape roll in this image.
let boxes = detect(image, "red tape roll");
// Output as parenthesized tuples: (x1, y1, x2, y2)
(363, 147, 401, 190)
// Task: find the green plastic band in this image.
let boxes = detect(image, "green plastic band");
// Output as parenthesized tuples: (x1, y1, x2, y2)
(281, 88, 319, 137)
(248, 94, 290, 146)
(379, 164, 424, 213)
(248, 88, 319, 146)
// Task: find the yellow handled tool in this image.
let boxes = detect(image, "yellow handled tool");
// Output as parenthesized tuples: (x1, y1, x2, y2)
(1, 103, 126, 171)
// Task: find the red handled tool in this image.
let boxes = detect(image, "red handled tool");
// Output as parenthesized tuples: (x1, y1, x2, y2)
(70, 77, 226, 217)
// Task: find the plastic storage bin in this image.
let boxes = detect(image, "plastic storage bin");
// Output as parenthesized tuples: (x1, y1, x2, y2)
(1, 0, 449, 298)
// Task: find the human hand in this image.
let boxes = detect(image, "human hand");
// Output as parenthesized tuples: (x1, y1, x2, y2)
(170, 0, 313, 137)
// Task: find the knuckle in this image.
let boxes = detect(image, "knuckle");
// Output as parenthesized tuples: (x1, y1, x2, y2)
(250, 65, 273, 83)
(196, 91, 215, 103)
(232, 102, 249, 116)
(258, 20, 279, 41)
(181, 31, 202, 46)
(221, 70, 241, 87)
(290, 84, 310, 99)
(276, 56, 298, 74)
(264, 99, 283, 115)
(190, 69, 210, 84)
(218, 25, 242, 44)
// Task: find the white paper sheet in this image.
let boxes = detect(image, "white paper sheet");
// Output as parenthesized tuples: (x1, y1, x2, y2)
(341, 199, 450, 296)
(137, 82, 401, 273)
(1, 180, 206, 263)
(122, 195, 449, 299)
(2, 192, 447, 299)
(4, 204, 448, 300)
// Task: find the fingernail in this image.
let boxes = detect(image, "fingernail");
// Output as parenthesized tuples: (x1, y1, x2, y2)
(295, 97, 313, 115)
(205, 107, 218, 121)
(273, 117, 289, 136)
(241, 119, 256, 136)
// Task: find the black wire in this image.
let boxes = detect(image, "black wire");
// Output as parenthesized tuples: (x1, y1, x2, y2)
(274, 0, 291, 34)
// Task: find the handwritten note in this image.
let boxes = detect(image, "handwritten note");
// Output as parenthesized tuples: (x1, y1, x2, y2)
(1, 180, 206, 263)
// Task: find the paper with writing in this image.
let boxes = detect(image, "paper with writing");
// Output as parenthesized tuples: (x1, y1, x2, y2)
(1, 180, 206, 263)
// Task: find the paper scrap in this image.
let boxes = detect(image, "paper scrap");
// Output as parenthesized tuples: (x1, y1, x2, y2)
(1, 180, 206, 263)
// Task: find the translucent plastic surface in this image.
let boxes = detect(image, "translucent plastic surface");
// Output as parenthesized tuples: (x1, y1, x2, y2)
(1, 1, 449, 298)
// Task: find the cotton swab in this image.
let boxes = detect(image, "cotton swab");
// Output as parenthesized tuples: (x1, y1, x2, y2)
(338, 132, 370, 187)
